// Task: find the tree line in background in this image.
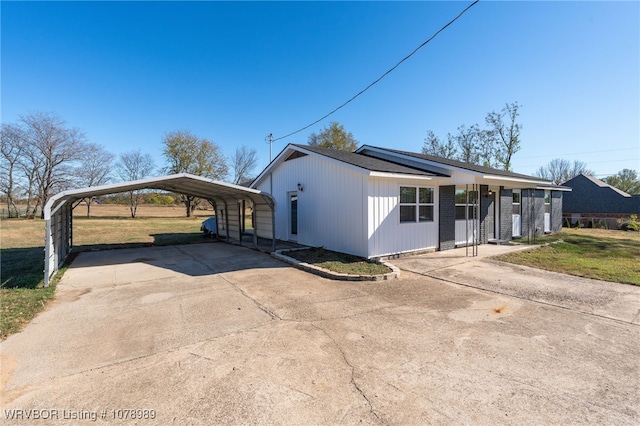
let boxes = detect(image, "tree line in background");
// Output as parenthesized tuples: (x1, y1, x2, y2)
(2, 109, 638, 220)
(0, 112, 258, 219)
(309, 104, 639, 194)
(421, 102, 523, 171)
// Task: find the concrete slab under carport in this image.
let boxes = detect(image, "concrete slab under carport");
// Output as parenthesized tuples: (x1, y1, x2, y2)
(1, 243, 638, 424)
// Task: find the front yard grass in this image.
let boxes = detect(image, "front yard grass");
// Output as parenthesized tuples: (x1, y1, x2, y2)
(285, 247, 391, 275)
(495, 228, 640, 285)
(1, 215, 208, 340)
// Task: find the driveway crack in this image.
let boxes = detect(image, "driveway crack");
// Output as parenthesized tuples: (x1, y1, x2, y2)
(217, 274, 282, 321)
(311, 322, 386, 425)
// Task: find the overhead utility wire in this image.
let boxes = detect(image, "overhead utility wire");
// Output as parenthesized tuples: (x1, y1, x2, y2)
(272, 0, 480, 142)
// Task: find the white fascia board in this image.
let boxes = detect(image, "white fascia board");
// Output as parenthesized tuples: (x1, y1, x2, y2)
(482, 175, 551, 186)
(251, 144, 296, 188)
(369, 171, 432, 180)
(536, 186, 573, 192)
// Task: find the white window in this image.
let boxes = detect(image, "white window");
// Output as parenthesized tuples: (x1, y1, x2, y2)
(400, 186, 434, 223)
(544, 190, 551, 214)
(455, 189, 478, 220)
(512, 190, 521, 215)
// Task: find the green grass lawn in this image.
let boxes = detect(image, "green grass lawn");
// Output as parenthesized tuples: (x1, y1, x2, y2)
(284, 247, 391, 275)
(0, 216, 208, 340)
(495, 228, 640, 285)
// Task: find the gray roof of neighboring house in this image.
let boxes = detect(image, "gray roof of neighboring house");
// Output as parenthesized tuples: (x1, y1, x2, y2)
(562, 174, 640, 214)
(578, 173, 632, 197)
(292, 144, 441, 177)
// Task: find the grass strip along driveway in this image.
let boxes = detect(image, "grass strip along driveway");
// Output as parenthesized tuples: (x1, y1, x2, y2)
(495, 228, 640, 286)
(284, 247, 391, 275)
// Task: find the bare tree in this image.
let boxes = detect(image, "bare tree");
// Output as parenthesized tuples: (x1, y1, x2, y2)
(485, 102, 522, 171)
(535, 158, 595, 185)
(115, 150, 156, 218)
(74, 143, 115, 216)
(20, 146, 42, 218)
(19, 112, 88, 218)
(421, 130, 457, 158)
(422, 102, 522, 170)
(162, 130, 228, 217)
(231, 145, 258, 186)
(0, 124, 24, 218)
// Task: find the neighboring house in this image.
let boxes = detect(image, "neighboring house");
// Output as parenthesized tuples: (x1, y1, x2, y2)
(251, 144, 569, 259)
(562, 174, 640, 226)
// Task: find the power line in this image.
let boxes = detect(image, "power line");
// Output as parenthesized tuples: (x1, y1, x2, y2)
(519, 158, 639, 168)
(272, 0, 480, 143)
(517, 147, 638, 160)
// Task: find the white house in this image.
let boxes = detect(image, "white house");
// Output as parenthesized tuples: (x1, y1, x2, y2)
(251, 144, 569, 259)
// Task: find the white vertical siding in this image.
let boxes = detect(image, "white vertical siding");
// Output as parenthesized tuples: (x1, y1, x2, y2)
(367, 177, 439, 257)
(255, 154, 369, 257)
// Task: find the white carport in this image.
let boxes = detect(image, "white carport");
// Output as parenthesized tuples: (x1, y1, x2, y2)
(43, 173, 276, 286)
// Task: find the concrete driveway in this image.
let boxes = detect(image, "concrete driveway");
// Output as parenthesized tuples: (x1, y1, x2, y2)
(2, 242, 639, 425)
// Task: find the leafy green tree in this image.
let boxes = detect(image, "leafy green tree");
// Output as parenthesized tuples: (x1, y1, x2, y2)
(308, 122, 358, 151)
(162, 130, 228, 216)
(421, 130, 457, 158)
(603, 169, 640, 195)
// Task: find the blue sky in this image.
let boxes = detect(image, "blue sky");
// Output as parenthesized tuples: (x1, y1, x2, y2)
(2, 1, 638, 180)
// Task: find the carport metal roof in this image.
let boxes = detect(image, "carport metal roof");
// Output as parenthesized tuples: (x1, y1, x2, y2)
(44, 173, 276, 286)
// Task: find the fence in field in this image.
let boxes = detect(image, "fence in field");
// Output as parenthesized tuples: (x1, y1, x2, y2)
(0, 207, 40, 219)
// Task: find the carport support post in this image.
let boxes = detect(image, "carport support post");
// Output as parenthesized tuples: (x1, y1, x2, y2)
(252, 203, 258, 248)
(237, 200, 242, 246)
(271, 208, 276, 252)
(44, 219, 52, 287)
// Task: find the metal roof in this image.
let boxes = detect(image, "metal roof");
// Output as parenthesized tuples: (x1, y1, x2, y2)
(357, 145, 552, 182)
(45, 173, 274, 219)
(293, 144, 440, 177)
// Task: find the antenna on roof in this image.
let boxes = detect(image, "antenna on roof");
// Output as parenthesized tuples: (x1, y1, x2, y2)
(265, 133, 273, 162)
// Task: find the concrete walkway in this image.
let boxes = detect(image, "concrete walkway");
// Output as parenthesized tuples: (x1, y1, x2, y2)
(392, 243, 640, 325)
(2, 242, 638, 425)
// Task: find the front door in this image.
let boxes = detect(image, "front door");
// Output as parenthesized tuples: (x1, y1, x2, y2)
(288, 192, 298, 241)
(512, 189, 521, 237)
(544, 190, 551, 233)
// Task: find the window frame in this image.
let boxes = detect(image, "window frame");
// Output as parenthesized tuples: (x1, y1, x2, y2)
(399, 186, 435, 223)
(544, 190, 551, 214)
(512, 189, 521, 216)
(455, 189, 478, 221)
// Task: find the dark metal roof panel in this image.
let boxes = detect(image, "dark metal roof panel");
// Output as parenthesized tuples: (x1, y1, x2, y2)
(291, 144, 441, 177)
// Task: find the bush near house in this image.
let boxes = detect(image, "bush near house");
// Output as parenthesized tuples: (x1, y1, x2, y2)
(618, 214, 640, 231)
